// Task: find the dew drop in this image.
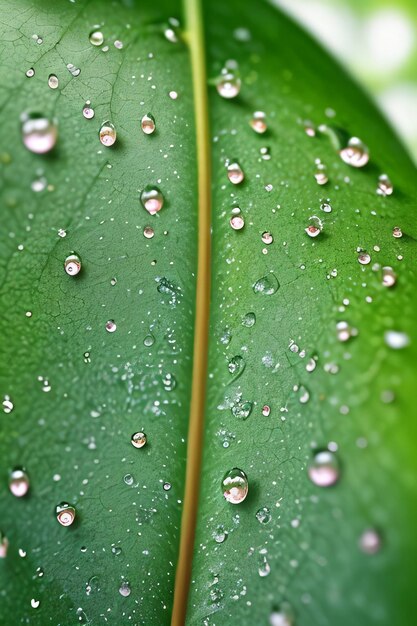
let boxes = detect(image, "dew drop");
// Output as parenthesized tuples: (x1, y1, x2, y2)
(305, 215, 323, 238)
(162, 372, 177, 391)
(308, 450, 340, 487)
(231, 400, 252, 420)
(377, 174, 393, 196)
(9, 468, 30, 497)
(118, 581, 131, 597)
(168, 90, 178, 100)
(66, 63, 81, 77)
(384, 330, 409, 349)
(105, 320, 117, 333)
(339, 137, 369, 167)
(21, 113, 57, 154)
(163, 482, 172, 491)
(212, 525, 227, 543)
(262, 404, 271, 416)
(336, 321, 357, 342)
(89, 30, 104, 46)
(141, 113, 156, 135)
(320, 200, 332, 213)
(26, 68, 35, 78)
(227, 161, 244, 184)
(143, 333, 155, 346)
(55, 502, 76, 526)
(359, 529, 382, 554)
(110, 277, 117, 286)
(131, 432, 147, 449)
(392, 226, 403, 239)
(64, 253, 81, 276)
(269, 603, 295, 626)
(99, 121, 116, 147)
(303, 120, 316, 137)
(261, 231, 273, 244)
(314, 160, 328, 185)
(114, 40, 123, 49)
(230, 215, 245, 230)
(140, 186, 164, 215)
(216, 69, 241, 99)
(256, 506, 271, 524)
(222, 468, 248, 504)
(357, 251, 371, 265)
(0, 532, 8, 559)
(258, 555, 271, 577)
(253, 273, 280, 295)
(82, 104, 95, 119)
(242, 312, 256, 327)
(143, 226, 155, 239)
(48, 74, 59, 89)
(228, 355, 245, 377)
(382, 266, 396, 288)
(31, 599, 40, 609)
(111, 545, 122, 556)
(3, 396, 13, 414)
(250, 111, 267, 134)
(164, 17, 181, 43)
(306, 357, 316, 373)
(124, 474, 134, 486)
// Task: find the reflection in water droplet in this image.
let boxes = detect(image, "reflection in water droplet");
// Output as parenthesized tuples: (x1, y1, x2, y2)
(83, 104, 95, 119)
(253, 273, 279, 295)
(392, 226, 403, 239)
(131, 432, 147, 449)
(9, 468, 30, 497)
(21, 113, 57, 154)
(141, 186, 164, 215)
(119, 581, 131, 597)
(231, 400, 252, 420)
(141, 113, 156, 135)
(89, 30, 104, 46)
(216, 69, 241, 99)
(222, 468, 248, 504)
(339, 137, 369, 168)
(377, 174, 393, 196)
(163, 482, 172, 491)
(305, 215, 323, 238)
(48, 74, 59, 89)
(250, 111, 267, 134)
(64, 254, 81, 276)
(105, 320, 117, 333)
(242, 312, 256, 327)
(55, 502, 76, 526)
(227, 161, 244, 184)
(359, 529, 382, 554)
(256, 507, 271, 524)
(308, 450, 340, 487)
(99, 121, 116, 147)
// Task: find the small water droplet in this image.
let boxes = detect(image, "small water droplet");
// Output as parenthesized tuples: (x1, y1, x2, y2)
(83, 351, 91, 363)
(111, 545, 122, 556)
(31, 599, 40, 609)
(66, 63, 81, 77)
(114, 40, 123, 49)
(384, 330, 409, 349)
(83, 104, 95, 119)
(258, 555, 271, 577)
(358, 251, 371, 265)
(131, 432, 147, 449)
(163, 482, 172, 491)
(256, 506, 271, 524)
(119, 581, 131, 597)
(226, 161, 244, 184)
(110, 277, 117, 286)
(21, 113, 57, 154)
(242, 312, 256, 327)
(314, 160, 328, 185)
(140, 186, 164, 215)
(228, 355, 245, 376)
(124, 474, 134, 486)
(48, 74, 59, 89)
(89, 30, 104, 46)
(297, 385, 310, 404)
(141, 113, 156, 135)
(0, 532, 8, 559)
(162, 372, 177, 391)
(3, 396, 14, 414)
(377, 173, 393, 196)
(336, 321, 357, 342)
(308, 450, 340, 487)
(230, 215, 245, 230)
(392, 226, 403, 238)
(55, 502, 76, 526)
(339, 137, 369, 167)
(253, 273, 280, 295)
(99, 121, 116, 147)
(305, 215, 323, 238)
(269, 603, 295, 626)
(64, 253, 81, 276)
(216, 68, 241, 99)
(105, 320, 117, 333)
(262, 404, 271, 416)
(382, 266, 396, 288)
(303, 120, 316, 137)
(26, 68, 35, 78)
(58, 228, 67, 238)
(9, 467, 30, 497)
(164, 17, 181, 43)
(261, 231, 273, 244)
(320, 200, 332, 213)
(143, 226, 155, 239)
(231, 400, 252, 420)
(212, 525, 228, 543)
(222, 468, 248, 504)
(250, 111, 267, 134)
(306, 357, 316, 372)
(168, 90, 178, 100)
(359, 529, 382, 554)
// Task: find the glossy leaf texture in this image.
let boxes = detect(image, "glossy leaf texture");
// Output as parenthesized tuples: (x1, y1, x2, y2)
(1, 1, 417, 626)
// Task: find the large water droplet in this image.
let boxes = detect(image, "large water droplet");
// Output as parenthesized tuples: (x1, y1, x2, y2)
(55, 502, 76, 526)
(227, 161, 244, 184)
(308, 450, 340, 487)
(99, 121, 116, 147)
(228, 355, 245, 378)
(222, 468, 248, 504)
(216, 68, 241, 99)
(141, 186, 164, 215)
(305, 215, 323, 238)
(141, 113, 156, 135)
(339, 137, 369, 168)
(9, 468, 30, 497)
(131, 432, 147, 449)
(64, 253, 81, 276)
(250, 111, 267, 134)
(253, 273, 279, 295)
(21, 113, 57, 154)
(357, 251, 371, 265)
(242, 312, 256, 327)
(89, 30, 104, 46)
(231, 400, 252, 420)
(261, 231, 273, 244)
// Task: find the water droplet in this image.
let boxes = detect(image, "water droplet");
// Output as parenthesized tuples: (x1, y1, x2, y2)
(314, 160, 328, 185)
(262, 405, 271, 416)
(111, 545, 122, 556)
(305, 215, 323, 238)
(66, 63, 81, 77)
(253, 273, 280, 295)
(82, 104, 95, 119)
(55, 502, 76, 526)
(212, 525, 228, 543)
(58, 228, 67, 238)
(140, 186, 164, 215)
(377, 174, 393, 196)
(32, 34, 43, 45)
(269, 603, 295, 626)
(26, 68, 35, 78)
(9, 468, 30, 497)
(228, 355, 245, 377)
(308, 450, 340, 487)
(110, 277, 117, 286)
(164, 17, 181, 43)
(105, 320, 117, 333)
(226, 161, 244, 185)
(256, 507, 271, 524)
(143, 332, 155, 347)
(21, 113, 57, 154)
(216, 68, 241, 99)
(31, 599, 40, 609)
(131, 432, 147, 449)
(222, 468, 248, 504)
(261, 231, 273, 244)
(163, 482, 172, 491)
(303, 120, 316, 137)
(339, 137, 369, 167)
(143, 226, 155, 239)
(242, 312, 256, 327)
(64, 253, 81, 276)
(384, 330, 409, 349)
(297, 385, 310, 404)
(306, 357, 317, 372)
(124, 474, 134, 486)
(3, 396, 13, 414)
(48, 73, 59, 89)
(83, 351, 91, 363)
(0, 532, 8, 558)
(89, 30, 104, 46)
(358, 251, 371, 265)
(230, 215, 245, 230)
(162, 372, 177, 391)
(119, 581, 131, 597)
(141, 113, 156, 135)
(99, 121, 116, 147)
(392, 226, 403, 238)
(258, 555, 271, 577)
(382, 266, 396, 287)
(359, 529, 381, 554)
(231, 400, 252, 420)
(114, 40, 123, 49)
(168, 90, 178, 100)
(320, 200, 332, 213)
(250, 111, 267, 134)
(336, 321, 357, 342)
(85, 575, 100, 595)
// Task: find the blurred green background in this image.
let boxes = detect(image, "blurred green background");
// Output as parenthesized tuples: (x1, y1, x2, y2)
(274, 0, 417, 161)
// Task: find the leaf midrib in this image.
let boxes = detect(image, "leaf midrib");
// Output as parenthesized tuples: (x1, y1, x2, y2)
(171, 0, 211, 623)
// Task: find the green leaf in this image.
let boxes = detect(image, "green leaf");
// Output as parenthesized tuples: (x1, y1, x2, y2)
(0, 1, 416, 625)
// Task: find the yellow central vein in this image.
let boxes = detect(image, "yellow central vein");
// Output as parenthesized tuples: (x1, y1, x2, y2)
(171, 0, 211, 624)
